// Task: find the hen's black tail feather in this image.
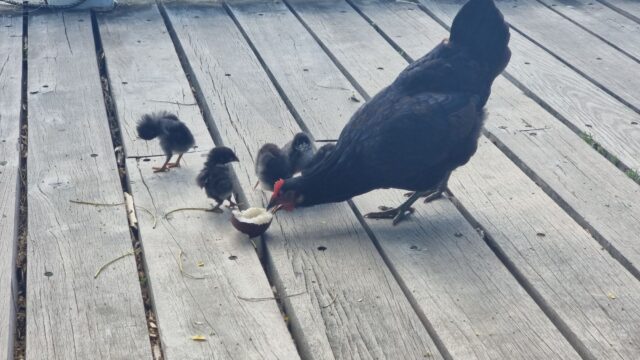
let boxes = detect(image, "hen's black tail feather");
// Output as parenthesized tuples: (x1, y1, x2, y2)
(450, 0, 510, 72)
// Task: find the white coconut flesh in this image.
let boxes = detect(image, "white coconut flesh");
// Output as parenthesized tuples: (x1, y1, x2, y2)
(232, 207, 273, 225)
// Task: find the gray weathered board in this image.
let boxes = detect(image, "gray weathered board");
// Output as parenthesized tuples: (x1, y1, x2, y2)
(126, 154, 300, 360)
(97, 4, 213, 158)
(490, 0, 640, 111)
(410, 0, 640, 174)
(0, 9, 22, 359)
(26, 11, 151, 359)
(599, 0, 640, 21)
(229, 0, 581, 358)
(164, 4, 445, 359)
(313, 0, 640, 357)
(538, 0, 640, 61)
(98, 4, 300, 358)
(410, 0, 640, 278)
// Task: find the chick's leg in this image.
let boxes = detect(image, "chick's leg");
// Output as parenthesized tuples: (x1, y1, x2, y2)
(153, 155, 173, 173)
(364, 191, 426, 226)
(166, 153, 184, 169)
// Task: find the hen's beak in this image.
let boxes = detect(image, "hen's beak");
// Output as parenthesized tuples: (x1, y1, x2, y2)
(266, 197, 277, 211)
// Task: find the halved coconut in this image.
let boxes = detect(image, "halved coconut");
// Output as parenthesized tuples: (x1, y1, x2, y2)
(231, 207, 273, 238)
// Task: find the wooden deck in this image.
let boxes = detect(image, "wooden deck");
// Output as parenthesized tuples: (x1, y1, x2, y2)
(1, 0, 639, 358)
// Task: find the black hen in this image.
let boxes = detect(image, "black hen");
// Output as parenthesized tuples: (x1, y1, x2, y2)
(196, 147, 239, 212)
(255, 143, 292, 191)
(283, 132, 315, 174)
(301, 143, 335, 176)
(268, 0, 510, 224)
(137, 112, 195, 172)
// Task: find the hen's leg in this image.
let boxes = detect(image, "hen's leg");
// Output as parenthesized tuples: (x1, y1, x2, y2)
(364, 191, 426, 226)
(153, 155, 173, 173)
(403, 172, 451, 203)
(166, 153, 184, 168)
(225, 195, 238, 209)
(207, 201, 224, 214)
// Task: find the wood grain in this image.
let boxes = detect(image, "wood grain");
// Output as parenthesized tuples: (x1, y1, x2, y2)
(537, 0, 640, 61)
(492, 0, 640, 110)
(98, 5, 301, 358)
(276, 0, 584, 358)
(0, 10, 22, 359)
(126, 154, 300, 360)
(405, 0, 640, 274)
(97, 4, 213, 158)
(342, 0, 640, 357)
(165, 4, 444, 359)
(26, 11, 151, 359)
(599, 0, 640, 21)
(411, 0, 640, 173)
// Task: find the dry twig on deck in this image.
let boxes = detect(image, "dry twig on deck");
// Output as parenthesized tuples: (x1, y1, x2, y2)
(94, 251, 135, 279)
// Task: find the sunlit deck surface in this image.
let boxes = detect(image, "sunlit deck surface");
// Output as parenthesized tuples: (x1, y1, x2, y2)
(1, 0, 640, 358)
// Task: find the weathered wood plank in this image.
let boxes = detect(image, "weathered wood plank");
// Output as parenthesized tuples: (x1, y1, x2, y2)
(485, 0, 640, 111)
(126, 154, 300, 360)
(264, 0, 582, 358)
(26, 11, 151, 359)
(407, 0, 640, 274)
(537, 0, 640, 61)
(98, 5, 300, 358)
(97, 4, 213, 158)
(338, 0, 640, 357)
(403, 0, 640, 174)
(599, 0, 640, 21)
(0, 10, 22, 359)
(165, 4, 442, 359)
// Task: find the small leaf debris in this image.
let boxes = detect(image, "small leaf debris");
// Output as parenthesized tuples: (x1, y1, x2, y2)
(191, 335, 207, 342)
(607, 292, 617, 300)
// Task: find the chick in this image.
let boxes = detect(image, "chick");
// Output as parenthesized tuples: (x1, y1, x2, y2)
(283, 132, 315, 174)
(196, 147, 239, 212)
(301, 143, 335, 176)
(137, 112, 195, 173)
(255, 143, 292, 191)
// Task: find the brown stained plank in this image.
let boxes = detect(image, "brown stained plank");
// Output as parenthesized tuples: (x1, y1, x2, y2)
(0, 10, 21, 358)
(484, 0, 640, 110)
(126, 154, 300, 359)
(98, 5, 300, 358)
(538, 0, 640, 61)
(164, 4, 443, 359)
(26, 12, 151, 359)
(407, 0, 640, 173)
(329, 0, 640, 357)
(97, 4, 213, 158)
(266, 0, 582, 358)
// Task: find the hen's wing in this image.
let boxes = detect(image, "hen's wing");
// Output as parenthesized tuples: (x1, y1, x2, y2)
(334, 91, 481, 189)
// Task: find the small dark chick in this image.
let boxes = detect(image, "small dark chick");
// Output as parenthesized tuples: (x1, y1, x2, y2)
(283, 132, 315, 175)
(137, 112, 195, 173)
(196, 147, 239, 212)
(255, 143, 292, 191)
(301, 143, 335, 176)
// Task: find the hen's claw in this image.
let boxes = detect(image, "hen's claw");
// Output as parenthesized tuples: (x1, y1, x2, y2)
(152, 166, 170, 173)
(364, 206, 415, 226)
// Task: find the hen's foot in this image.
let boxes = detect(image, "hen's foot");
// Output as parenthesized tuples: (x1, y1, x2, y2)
(403, 190, 446, 203)
(165, 162, 180, 169)
(206, 204, 224, 213)
(364, 205, 415, 226)
(152, 166, 170, 173)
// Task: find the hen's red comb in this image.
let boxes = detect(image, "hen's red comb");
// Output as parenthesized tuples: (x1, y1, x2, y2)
(273, 179, 285, 197)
